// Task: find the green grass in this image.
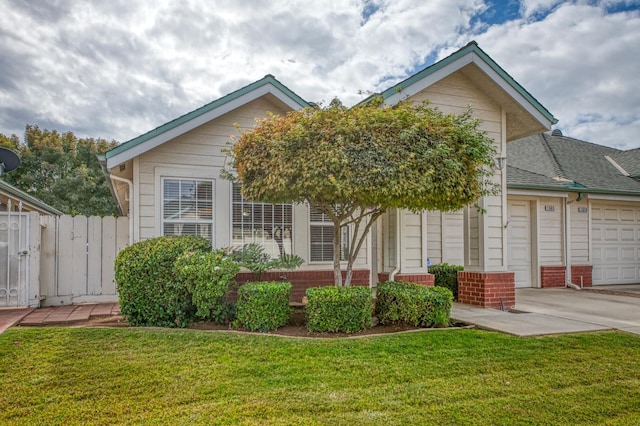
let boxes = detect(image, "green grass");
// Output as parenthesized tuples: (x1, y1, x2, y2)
(1, 328, 639, 425)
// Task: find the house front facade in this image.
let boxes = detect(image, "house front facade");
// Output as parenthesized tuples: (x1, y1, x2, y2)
(102, 41, 639, 308)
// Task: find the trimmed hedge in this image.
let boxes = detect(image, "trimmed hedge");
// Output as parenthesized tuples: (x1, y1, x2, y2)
(175, 250, 240, 323)
(115, 235, 211, 327)
(235, 281, 292, 332)
(376, 281, 453, 327)
(429, 263, 464, 300)
(306, 286, 373, 333)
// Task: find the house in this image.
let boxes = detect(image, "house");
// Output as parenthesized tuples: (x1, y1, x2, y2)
(506, 131, 640, 289)
(102, 41, 565, 307)
(0, 179, 63, 215)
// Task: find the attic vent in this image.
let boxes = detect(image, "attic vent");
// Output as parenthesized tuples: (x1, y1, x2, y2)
(551, 129, 563, 137)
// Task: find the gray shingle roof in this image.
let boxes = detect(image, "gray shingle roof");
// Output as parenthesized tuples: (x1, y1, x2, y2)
(611, 148, 640, 178)
(506, 165, 570, 191)
(507, 133, 640, 195)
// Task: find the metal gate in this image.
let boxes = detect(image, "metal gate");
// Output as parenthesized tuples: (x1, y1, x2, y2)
(0, 208, 30, 307)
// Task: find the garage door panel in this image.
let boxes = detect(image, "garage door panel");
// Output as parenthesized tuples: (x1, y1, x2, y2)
(592, 203, 640, 285)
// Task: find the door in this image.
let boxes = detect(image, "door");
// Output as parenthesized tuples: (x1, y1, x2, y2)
(0, 211, 30, 306)
(592, 204, 640, 285)
(508, 200, 533, 288)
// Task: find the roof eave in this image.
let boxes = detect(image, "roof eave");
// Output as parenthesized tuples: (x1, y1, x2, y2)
(0, 180, 64, 215)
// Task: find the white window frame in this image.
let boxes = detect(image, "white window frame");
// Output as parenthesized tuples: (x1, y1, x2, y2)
(161, 177, 214, 241)
(231, 183, 294, 258)
(309, 207, 350, 263)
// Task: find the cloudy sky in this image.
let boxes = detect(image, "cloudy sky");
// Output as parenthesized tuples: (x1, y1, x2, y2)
(1, 0, 639, 150)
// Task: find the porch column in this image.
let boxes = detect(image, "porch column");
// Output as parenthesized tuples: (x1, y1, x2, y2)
(458, 122, 515, 309)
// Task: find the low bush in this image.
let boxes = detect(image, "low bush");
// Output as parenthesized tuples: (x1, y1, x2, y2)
(175, 250, 240, 323)
(234, 281, 292, 332)
(115, 235, 211, 327)
(305, 286, 373, 333)
(376, 281, 453, 327)
(429, 263, 464, 300)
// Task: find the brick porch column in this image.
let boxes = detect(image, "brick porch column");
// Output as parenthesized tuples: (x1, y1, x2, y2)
(458, 271, 515, 310)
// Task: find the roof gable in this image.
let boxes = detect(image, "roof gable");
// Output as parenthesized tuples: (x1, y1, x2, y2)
(105, 75, 309, 168)
(377, 41, 557, 141)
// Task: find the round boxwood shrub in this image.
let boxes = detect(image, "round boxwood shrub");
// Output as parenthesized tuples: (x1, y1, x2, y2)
(305, 286, 373, 333)
(376, 281, 453, 327)
(429, 263, 464, 300)
(234, 281, 292, 332)
(175, 250, 240, 323)
(115, 235, 211, 327)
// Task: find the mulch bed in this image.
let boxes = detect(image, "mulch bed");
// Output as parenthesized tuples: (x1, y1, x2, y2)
(76, 309, 470, 338)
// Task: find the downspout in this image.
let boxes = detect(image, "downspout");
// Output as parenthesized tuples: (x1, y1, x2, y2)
(565, 194, 581, 290)
(389, 209, 401, 282)
(109, 174, 134, 246)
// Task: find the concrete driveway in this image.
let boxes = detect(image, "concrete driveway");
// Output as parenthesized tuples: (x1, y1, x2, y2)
(515, 285, 640, 335)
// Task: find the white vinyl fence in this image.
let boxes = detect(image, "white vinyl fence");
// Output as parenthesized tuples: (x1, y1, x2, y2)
(1, 211, 128, 307)
(39, 215, 129, 306)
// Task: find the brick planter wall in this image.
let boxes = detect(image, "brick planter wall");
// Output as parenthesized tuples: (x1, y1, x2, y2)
(458, 271, 515, 310)
(231, 269, 370, 303)
(377, 273, 434, 286)
(541, 266, 566, 288)
(571, 265, 593, 288)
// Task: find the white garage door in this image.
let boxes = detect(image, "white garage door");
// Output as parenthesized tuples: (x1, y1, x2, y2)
(508, 200, 533, 288)
(592, 204, 640, 285)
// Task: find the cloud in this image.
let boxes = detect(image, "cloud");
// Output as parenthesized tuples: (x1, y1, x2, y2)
(0, 0, 638, 151)
(466, 2, 640, 149)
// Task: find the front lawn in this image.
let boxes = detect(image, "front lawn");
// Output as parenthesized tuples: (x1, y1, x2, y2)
(1, 328, 639, 425)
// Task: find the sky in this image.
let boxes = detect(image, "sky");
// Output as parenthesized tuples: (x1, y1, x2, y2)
(0, 0, 639, 150)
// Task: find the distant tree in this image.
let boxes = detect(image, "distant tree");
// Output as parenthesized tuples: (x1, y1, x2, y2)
(1, 125, 119, 216)
(227, 98, 497, 286)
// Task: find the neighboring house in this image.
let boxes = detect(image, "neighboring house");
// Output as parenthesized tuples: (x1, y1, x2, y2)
(0, 179, 63, 215)
(506, 131, 640, 288)
(102, 41, 559, 307)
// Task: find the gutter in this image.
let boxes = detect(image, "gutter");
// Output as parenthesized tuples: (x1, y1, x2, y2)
(109, 174, 134, 246)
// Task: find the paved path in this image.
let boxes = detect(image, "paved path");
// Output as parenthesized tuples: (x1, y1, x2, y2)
(452, 285, 640, 337)
(0, 303, 120, 333)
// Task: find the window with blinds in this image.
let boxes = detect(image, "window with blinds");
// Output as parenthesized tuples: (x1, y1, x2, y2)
(309, 207, 349, 262)
(232, 183, 293, 258)
(162, 178, 213, 240)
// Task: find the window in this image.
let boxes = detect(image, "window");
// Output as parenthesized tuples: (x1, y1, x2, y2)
(309, 207, 349, 262)
(232, 183, 293, 258)
(162, 179, 213, 240)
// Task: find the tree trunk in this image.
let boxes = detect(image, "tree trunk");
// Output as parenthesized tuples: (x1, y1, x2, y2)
(333, 220, 343, 286)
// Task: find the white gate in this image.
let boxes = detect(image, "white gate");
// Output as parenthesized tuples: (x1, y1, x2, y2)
(0, 209, 30, 307)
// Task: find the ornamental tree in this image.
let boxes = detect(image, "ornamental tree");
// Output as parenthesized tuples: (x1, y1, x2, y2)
(227, 98, 497, 286)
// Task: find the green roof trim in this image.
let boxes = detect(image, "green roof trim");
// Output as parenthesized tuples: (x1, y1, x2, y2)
(0, 179, 63, 215)
(106, 74, 309, 160)
(377, 41, 557, 124)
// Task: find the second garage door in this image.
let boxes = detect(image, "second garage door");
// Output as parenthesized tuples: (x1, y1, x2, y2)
(591, 203, 640, 285)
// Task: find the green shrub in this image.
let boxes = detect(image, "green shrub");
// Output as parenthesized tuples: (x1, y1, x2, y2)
(376, 281, 453, 327)
(306, 286, 373, 333)
(429, 263, 464, 300)
(175, 250, 240, 323)
(115, 235, 211, 327)
(234, 281, 292, 332)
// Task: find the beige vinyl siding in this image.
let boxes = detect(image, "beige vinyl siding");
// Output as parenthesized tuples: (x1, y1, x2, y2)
(383, 209, 397, 272)
(426, 210, 464, 265)
(402, 211, 424, 271)
(538, 198, 564, 265)
(410, 72, 505, 270)
(134, 94, 364, 271)
(570, 201, 590, 264)
(137, 96, 288, 242)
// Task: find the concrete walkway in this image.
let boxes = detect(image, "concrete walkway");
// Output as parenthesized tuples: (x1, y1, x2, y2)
(452, 285, 640, 337)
